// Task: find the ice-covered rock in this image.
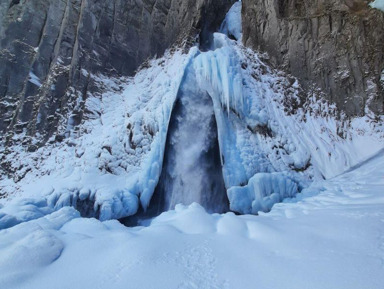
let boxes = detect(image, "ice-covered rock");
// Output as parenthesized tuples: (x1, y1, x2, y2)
(220, 1, 242, 41)
(370, 0, 384, 11)
(228, 173, 298, 214)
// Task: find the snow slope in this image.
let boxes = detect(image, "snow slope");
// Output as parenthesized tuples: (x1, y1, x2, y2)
(1, 149, 383, 289)
(0, 49, 199, 224)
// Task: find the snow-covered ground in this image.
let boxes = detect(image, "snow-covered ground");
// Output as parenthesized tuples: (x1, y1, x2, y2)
(1, 148, 383, 289)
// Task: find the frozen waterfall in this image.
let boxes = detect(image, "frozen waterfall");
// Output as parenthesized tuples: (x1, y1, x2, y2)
(153, 64, 229, 214)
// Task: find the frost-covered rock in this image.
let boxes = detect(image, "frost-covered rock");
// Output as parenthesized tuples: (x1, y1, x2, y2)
(0, 49, 197, 223)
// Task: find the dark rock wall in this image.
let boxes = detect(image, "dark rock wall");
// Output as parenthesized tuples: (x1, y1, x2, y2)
(242, 0, 384, 116)
(0, 0, 234, 146)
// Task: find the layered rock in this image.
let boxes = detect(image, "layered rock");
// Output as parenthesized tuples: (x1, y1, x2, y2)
(242, 0, 384, 116)
(0, 0, 234, 148)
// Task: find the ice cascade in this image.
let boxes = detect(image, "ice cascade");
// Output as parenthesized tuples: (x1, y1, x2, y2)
(152, 63, 229, 214)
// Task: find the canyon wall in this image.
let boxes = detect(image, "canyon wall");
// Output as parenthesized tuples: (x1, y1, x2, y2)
(242, 0, 384, 116)
(0, 0, 234, 148)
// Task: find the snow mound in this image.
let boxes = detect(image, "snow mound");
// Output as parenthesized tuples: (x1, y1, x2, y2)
(0, 207, 78, 287)
(0, 198, 53, 230)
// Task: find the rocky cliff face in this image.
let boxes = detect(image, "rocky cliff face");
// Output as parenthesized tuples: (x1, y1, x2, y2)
(242, 0, 384, 116)
(0, 0, 234, 149)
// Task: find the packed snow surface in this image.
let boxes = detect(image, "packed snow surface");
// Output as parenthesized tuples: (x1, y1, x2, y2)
(1, 149, 384, 289)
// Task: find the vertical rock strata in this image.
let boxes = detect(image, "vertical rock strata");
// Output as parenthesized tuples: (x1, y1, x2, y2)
(0, 0, 235, 147)
(242, 0, 384, 116)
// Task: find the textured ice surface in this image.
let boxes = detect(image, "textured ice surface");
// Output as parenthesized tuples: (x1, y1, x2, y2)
(28, 72, 42, 87)
(370, 0, 384, 11)
(154, 63, 228, 213)
(220, 1, 242, 40)
(228, 173, 298, 214)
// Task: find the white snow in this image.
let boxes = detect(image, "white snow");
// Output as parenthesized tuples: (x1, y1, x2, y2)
(370, 0, 384, 11)
(1, 150, 384, 289)
(0, 49, 198, 223)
